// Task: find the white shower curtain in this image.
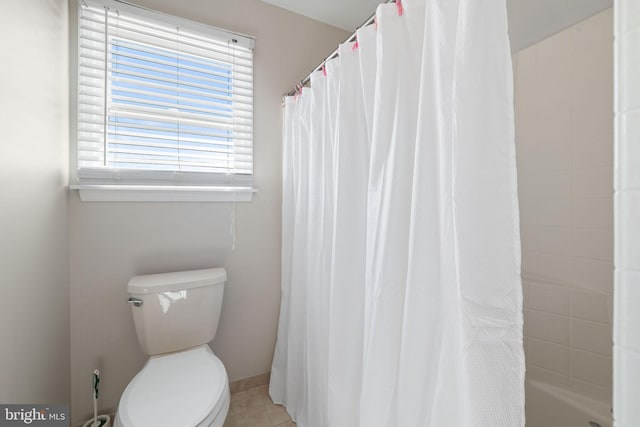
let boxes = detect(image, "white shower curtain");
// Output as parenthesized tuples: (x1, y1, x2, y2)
(270, 0, 524, 426)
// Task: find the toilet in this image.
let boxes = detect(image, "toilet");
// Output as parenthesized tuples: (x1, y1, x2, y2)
(114, 268, 230, 427)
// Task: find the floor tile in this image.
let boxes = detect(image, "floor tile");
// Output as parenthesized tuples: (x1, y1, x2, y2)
(226, 378, 295, 426)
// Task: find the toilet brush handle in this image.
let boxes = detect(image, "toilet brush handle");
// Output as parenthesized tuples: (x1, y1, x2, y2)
(93, 370, 100, 399)
(92, 370, 100, 425)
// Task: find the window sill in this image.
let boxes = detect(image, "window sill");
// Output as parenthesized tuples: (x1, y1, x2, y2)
(70, 185, 256, 202)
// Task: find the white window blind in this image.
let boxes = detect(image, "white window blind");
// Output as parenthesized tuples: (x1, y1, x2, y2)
(77, 0, 254, 188)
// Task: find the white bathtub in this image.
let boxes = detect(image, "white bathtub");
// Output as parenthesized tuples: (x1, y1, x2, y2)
(526, 379, 612, 427)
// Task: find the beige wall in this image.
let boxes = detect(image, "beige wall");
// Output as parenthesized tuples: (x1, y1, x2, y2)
(68, 0, 348, 423)
(0, 0, 70, 404)
(614, 0, 640, 425)
(514, 9, 614, 402)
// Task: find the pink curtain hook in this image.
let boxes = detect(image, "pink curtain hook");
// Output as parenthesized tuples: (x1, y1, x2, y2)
(352, 38, 359, 51)
(322, 63, 327, 77)
(396, 0, 404, 16)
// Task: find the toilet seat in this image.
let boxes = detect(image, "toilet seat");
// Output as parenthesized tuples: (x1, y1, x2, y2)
(115, 345, 229, 427)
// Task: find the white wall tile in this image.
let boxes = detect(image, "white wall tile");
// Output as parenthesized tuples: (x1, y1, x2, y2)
(571, 318, 613, 356)
(517, 139, 573, 173)
(614, 1, 639, 424)
(516, 8, 614, 396)
(571, 256, 614, 293)
(614, 270, 640, 352)
(572, 288, 613, 323)
(526, 309, 570, 344)
(616, 111, 640, 191)
(568, 377, 612, 403)
(525, 282, 571, 314)
(614, 349, 640, 425)
(573, 167, 614, 198)
(572, 42, 614, 143)
(519, 197, 573, 227)
(571, 135, 614, 168)
(522, 225, 614, 263)
(571, 227, 614, 261)
(618, 28, 640, 112)
(521, 252, 573, 285)
(572, 197, 614, 229)
(526, 364, 569, 387)
(527, 338, 570, 374)
(521, 225, 573, 256)
(537, 56, 573, 143)
(523, 252, 612, 293)
(616, 193, 640, 270)
(608, 292, 614, 323)
(616, 0, 640, 33)
(519, 171, 573, 201)
(570, 349, 613, 388)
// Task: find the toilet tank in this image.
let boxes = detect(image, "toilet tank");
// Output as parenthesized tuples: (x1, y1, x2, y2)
(127, 268, 226, 356)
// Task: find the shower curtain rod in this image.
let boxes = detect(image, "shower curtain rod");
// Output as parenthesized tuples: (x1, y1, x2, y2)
(285, 0, 397, 97)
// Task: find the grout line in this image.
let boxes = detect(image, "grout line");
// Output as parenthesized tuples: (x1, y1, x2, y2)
(567, 377, 613, 392)
(522, 278, 614, 296)
(522, 249, 614, 264)
(526, 335, 613, 359)
(526, 360, 569, 376)
(522, 248, 613, 263)
(520, 222, 614, 231)
(522, 195, 613, 201)
(570, 316, 614, 327)
(527, 362, 612, 391)
(527, 336, 572, 350)
(570, 346, 613, 359)
(524, 307, 571, 319)
(520, 223, 614, 231)
(526, 361, 569, 378)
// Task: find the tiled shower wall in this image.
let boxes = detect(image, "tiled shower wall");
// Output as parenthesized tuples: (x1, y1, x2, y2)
(613, 0, 640, 425)
(514, 9, 613, 402)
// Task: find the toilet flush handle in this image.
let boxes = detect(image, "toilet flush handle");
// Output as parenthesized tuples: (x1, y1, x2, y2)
(127, 297, 143, 307)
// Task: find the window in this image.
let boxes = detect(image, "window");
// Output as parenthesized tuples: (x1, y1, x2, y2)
(75, 0, 254, 200)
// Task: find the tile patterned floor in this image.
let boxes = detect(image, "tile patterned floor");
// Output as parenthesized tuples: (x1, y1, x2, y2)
(224, 374, 295, 427)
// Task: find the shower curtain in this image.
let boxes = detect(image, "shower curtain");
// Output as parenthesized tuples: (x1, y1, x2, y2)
(270, 0, 524, 426)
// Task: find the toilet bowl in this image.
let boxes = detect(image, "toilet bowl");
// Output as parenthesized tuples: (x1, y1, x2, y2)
(114, 345, 229, 427)
(114, 268, 230, 427)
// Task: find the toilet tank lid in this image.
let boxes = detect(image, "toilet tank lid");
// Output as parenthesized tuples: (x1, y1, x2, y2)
(128, 268, 227, 294)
